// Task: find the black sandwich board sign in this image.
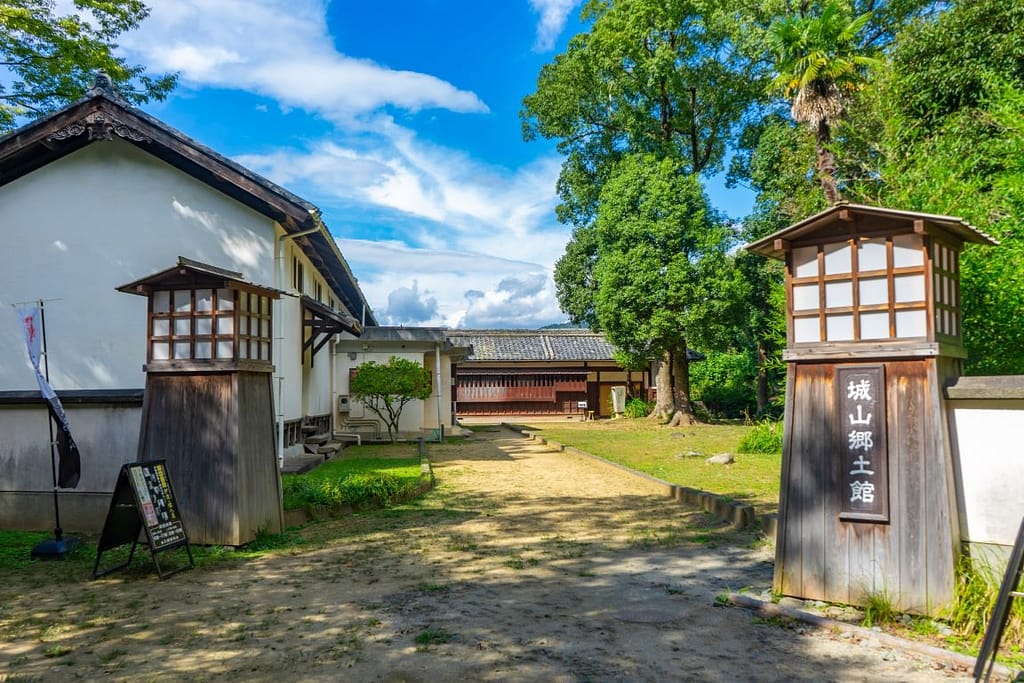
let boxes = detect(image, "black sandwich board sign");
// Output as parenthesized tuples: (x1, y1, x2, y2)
(93, 459, 194, 580)
(974, 516, 1024, 682)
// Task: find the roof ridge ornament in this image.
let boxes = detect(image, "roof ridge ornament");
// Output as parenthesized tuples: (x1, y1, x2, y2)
(85, 70, 129, 105)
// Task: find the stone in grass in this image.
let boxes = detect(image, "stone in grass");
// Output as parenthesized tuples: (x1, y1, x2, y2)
(705, 453, 735, 465)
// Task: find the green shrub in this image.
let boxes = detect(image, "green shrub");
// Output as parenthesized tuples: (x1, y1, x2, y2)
(282, 470, 420, 511)
(623, 397, 652, 418)
(737, 420, 783, 454)
(689, 351, 758, 419)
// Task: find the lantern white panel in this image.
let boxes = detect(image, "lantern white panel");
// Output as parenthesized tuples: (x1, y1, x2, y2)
(216, 340, 233, 359)
(793, 284, 819, 311)
(858, 239, 887, 271)
(794, 317, 820, 343)
(826, 314, 854, 341)
(152, 319, 169, 337)
(793, 246, 818, 278)
(824, 243, 852, 275)
(195, 316, 213, 335)
(173, 290, 191, 313)
(216, 316, 234, 335)
(216, 288, 234, 311)
(153, 290, 170, 313)
(195, 341, 212, 359)
(896, 309, 927, 338)
(894, 274, 925, 303)
(196, 289, 213, 312)
(825, 281, 853, 308)
(152, 341, 170, 360)
(174, 318, 191, 336)
(173, 341, 191, 359)
(859, 278, 888, 306)
(860, 312, 889, 339)
(893, 234, 924, 268)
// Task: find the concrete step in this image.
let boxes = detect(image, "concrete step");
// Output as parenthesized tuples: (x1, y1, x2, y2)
(304, 433, 330, 445)
(300, 424, 319, 434)
(317, 442, 342, 455)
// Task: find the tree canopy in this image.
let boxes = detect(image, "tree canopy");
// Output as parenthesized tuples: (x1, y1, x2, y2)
(592, 153, 744, 422)
(0, 0, 176, 131)
(533, 0, 1024, 418)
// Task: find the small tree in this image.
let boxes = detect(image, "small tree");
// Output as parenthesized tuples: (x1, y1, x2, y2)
(349, 357, 431, 443)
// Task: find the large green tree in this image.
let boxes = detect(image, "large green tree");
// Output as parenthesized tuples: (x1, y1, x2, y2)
(864, 1, 1024, 374)
(0, 0, 176, 131)
(592, 153, 745, 424)
(526, 0, 765, 419)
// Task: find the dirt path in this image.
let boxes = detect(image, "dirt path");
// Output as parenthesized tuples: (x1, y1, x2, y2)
(0, 427, 975, 681)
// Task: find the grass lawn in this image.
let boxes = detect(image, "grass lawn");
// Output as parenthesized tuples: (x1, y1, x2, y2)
(516, 419, 782, 516)
(0, 446, 427, 579)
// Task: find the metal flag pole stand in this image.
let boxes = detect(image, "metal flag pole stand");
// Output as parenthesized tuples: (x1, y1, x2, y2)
(28, 300, 80, 560)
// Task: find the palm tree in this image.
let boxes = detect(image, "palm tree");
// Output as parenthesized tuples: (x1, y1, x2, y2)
(767, 1, 880, 204)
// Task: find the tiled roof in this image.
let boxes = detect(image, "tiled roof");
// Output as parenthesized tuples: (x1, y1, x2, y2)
(446, 330, 614, 362)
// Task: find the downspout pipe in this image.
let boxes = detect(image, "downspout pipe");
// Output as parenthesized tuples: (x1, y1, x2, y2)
(274, 223, 323, 468)
(435, 342, 443, 442)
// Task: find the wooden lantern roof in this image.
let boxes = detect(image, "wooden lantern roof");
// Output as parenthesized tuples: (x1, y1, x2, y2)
(116, 257, 280, 298)
(745, 203, 999, 261)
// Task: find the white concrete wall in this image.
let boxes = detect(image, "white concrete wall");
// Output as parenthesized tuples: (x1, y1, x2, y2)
(0, 402, 142, 531)
(948, 399, 1024, 549)
(276, 294, 304, 422)
(0, 141, 275, 392)
(334, 348, 464, 439)
(0, 140, 353, 430)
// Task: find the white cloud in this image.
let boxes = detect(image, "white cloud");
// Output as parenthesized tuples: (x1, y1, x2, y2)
(115, 0, 573, 329)
(337, 240, 565, 329)
(122, 0, 488, 119)
(528, 0, 580, 51)
(240, 132, 570, 271)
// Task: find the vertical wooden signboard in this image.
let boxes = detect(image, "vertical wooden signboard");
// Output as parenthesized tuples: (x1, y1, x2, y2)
(837, 365, 889, 523)
(93, 459, 194, 580)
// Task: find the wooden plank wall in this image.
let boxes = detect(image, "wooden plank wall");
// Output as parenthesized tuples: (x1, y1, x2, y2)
(235, 372, 283, 541)
(137, 371, 282, 546)
(775, 358, 959, 616)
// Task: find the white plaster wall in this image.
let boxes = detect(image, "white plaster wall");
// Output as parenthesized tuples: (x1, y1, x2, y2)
(948, 399, 1024, 547)
(336, 350, 430, 437)
(0, 404, 141, 491)
(276, 294, 304, 421)
(0, 141, 275, 392)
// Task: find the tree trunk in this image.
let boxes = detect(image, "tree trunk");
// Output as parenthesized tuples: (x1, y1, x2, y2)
(816, 119, 841, 204)
(648, 353, 674, 421)
(667, 343, 697, 427)
(756, 342, 770, 416)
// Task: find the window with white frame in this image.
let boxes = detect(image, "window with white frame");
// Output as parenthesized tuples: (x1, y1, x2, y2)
(789, 233, 928, 344)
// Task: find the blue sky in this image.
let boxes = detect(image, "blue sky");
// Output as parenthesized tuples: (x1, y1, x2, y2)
(112, 0, 754, 328)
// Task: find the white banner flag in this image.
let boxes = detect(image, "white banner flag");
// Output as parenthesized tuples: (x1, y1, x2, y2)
(16, 305, 57, 400)
(14, 304, 81, 488)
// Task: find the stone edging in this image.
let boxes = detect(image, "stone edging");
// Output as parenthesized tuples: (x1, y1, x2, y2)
(503, 422, 776, 534)
(726, 593, 1017, 679)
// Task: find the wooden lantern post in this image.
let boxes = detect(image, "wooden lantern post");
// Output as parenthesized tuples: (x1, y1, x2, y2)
(746, 204, 998, 615)
(118, 257, 283, 546)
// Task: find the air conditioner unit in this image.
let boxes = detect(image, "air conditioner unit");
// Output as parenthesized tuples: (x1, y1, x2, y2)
(338, 395, 351, 412)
